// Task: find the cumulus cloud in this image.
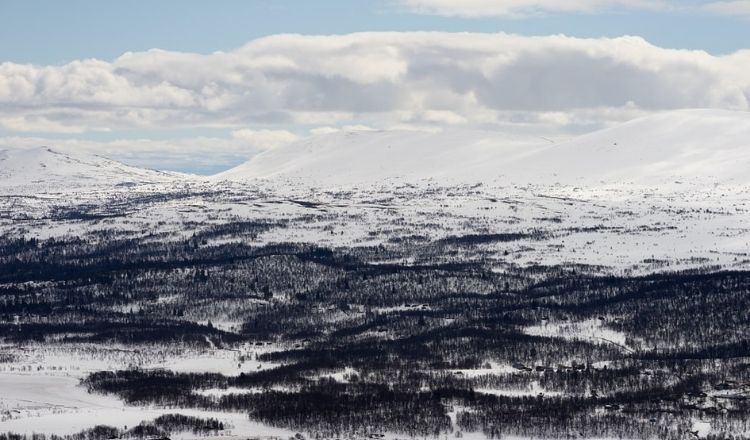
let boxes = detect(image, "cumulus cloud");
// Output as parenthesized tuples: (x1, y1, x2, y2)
(1, 32, 749, 137)
(393, 0, 672, 17)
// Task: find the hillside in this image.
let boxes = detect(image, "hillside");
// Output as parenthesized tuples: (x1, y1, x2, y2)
(517, 109, 750, 185)
(5, 110, 749, 191)
(216, 109, 750, 186)
(0, 147, 187, 193)
(213, 129, 547, 184)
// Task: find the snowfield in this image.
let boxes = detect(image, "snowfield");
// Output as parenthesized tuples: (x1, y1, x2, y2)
(523, 318, 636, 352)
(215, 108, 750, 186)
(0, 374, 293, 439)
(0, 147, 186, 192)
(0, 345, 294, 437)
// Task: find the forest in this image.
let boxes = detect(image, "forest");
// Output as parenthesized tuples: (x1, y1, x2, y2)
(2, 224, 750, 439)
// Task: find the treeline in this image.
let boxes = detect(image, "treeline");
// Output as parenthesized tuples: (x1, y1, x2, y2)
(85, 367, 743, 439)
(0, 414, 224, 440)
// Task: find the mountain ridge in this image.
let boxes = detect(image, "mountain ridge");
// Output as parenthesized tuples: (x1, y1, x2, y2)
(3, 109, 750, 190)
(216, 109, 750, 186)
(0, 146, 187, 192)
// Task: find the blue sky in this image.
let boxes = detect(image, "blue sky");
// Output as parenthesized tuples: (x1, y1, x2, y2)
(1, 0, 749, 173)
(2, 0, 750, 64)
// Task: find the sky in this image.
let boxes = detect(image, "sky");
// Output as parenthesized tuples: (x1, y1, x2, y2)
(1, 0, 750, 174)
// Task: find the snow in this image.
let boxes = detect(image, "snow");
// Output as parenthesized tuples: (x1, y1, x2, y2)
(193, 387, 263, 397)
(0, 146, 187, 193)
(213, 129, 546, 184)
(317, 367, 359, 383)
(0, 372, 123, 415)
(450, 362, 517, 378)
(0, 342, 301, 437)
(153, 349, 280, 375)
(215, 109, 750, 186)
(476, 383, 561, 398)
(523, 318, 635, 352)
(5, 110, 747, 438)
(692, 420, 712, 438)
(514, 109, 750, 185)
(0, 371, 295, 438)
(4, 109, 750, 193)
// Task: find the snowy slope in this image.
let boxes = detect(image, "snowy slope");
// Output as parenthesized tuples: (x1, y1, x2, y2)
(0, 147, 187, 192)
(516, 109, 750, 185)
(4, 109, 749, 192)
(213, 129, 547, 184)
(216, 109, 750, 186)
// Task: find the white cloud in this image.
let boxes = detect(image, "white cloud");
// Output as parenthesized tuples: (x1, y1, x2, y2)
(1, 32, 749, 138)
(231, 129, 299, 150)
(309, 127, 341, 136)
(309, 125, 377, 135)
(393, 0, 672, 17)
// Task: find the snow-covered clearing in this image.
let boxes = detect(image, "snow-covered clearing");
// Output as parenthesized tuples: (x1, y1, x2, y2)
(524, 318, 635, 352)
(0, 373, 294, 438)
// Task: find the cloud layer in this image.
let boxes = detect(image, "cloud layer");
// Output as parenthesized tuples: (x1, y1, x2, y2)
(2, 32, 749, 135)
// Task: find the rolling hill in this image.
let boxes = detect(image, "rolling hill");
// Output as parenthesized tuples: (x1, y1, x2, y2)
(216, 109, 750, 186)
(0, 147, 187, 193)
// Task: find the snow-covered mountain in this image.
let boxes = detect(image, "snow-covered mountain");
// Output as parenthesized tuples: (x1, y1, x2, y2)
(515, 109, 750, 185)
(216, 109, 750, 186)
(3, 109, 750, 192)
(213, 129, 546, 184)
(0, 147, 187, 193)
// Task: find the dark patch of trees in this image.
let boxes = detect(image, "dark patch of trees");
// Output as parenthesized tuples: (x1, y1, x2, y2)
(4, 228, 750, 438)
(0, 414, 224, 440)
